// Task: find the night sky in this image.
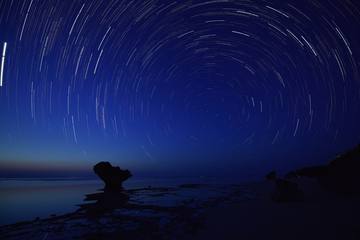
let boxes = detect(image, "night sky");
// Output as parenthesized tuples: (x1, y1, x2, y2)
(0, 0, 360, 178)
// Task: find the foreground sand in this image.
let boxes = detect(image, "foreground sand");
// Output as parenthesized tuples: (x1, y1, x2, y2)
(1, 179, 359, 239)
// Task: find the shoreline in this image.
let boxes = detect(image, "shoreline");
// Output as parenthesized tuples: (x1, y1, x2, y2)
(1, 180, 360, 239)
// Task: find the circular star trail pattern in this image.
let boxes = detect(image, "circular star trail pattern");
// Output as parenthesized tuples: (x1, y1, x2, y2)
(0, 0, 360, 175)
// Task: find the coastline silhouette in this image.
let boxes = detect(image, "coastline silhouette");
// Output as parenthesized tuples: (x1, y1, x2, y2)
(1, 145, 360, 239)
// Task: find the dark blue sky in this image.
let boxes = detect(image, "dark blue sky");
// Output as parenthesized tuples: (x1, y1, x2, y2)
(0, 0, 359, 178)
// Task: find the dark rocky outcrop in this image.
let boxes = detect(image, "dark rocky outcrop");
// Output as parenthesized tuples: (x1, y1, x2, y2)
(93, 162, 132, 190)
(265, 170, 277, 181)
(286, 166, 328, 179)
(272, 178, 304, 202)
(287, 144, 360, 195)
(266, 171, 304, 202)
(79, 191, 130, 218)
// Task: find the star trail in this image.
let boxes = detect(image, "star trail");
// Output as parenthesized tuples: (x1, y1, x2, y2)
(0, 42, 6, 87)
(0, 0, 360, 177)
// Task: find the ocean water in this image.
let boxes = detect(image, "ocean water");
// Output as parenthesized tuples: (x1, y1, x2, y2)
(0, 177, 218, 226)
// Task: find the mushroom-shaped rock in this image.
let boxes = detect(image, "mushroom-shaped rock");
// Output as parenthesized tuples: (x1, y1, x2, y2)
(93, 162, 132, 190)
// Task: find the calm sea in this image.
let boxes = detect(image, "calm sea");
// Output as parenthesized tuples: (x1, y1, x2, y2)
(0, 177, 218, 226)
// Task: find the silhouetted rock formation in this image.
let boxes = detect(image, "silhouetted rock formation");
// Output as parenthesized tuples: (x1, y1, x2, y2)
(266, 171, 304, 202)
(79, 190, 129, 218)
(287, 166, 328, 178)
(93, 162, 132, 190)
(287, 144, 360, 195)
(266, 170, 277, 180)
(273, 179, 304, 202)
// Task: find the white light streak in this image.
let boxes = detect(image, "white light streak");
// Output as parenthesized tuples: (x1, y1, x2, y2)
(177, 30, 194, 39)
(335, 27, 352, 55)
(301, 36, 317, 56)
(266, 6, 290, 18)
(0, 42, 7, 87)
(236, 10, 259, 17)
(69, 4, 85, 37)
(98, 26, 112, 50)
(71, 116, 78, 144)
(19, 0, 34, 41)
(293, 118, 300, 137)
(232, 30, 250, 37)
(93, 49, 103, 75)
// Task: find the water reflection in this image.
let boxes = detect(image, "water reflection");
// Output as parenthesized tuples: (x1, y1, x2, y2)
(0, 177, 217, 225)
